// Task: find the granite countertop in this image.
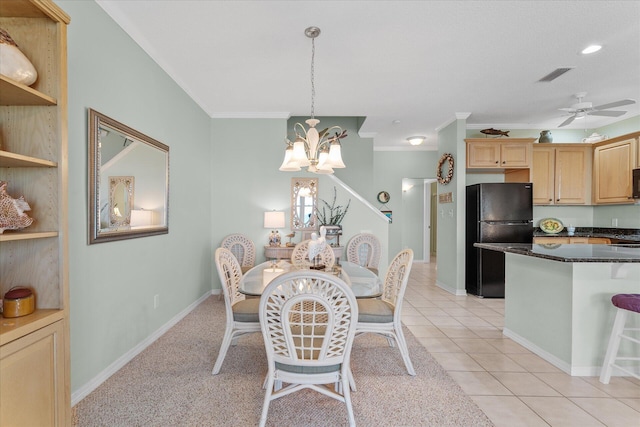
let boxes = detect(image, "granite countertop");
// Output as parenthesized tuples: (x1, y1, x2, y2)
(474, 242, 640, 263)
(533, 227, 640, 243)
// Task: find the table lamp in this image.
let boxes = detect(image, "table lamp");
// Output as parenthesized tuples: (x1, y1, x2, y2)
(264, 211, 285, 247)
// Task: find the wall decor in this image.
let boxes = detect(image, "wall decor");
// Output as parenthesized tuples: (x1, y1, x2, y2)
(88, 109, 169, 244)
(436, 153, 454, 185)
(382, 210, 392, 223)
(377, 191, 390, 204)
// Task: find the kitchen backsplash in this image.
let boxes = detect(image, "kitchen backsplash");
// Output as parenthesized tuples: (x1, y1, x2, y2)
(533, 204, 640, 229)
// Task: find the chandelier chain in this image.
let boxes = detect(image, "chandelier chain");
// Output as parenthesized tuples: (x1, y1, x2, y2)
(310, 36, 315, 118)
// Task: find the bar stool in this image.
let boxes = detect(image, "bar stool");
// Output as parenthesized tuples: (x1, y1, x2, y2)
(599, 294, 640, 384)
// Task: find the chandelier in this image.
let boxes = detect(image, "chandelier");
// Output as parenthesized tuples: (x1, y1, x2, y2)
(279, 27, 347, 174)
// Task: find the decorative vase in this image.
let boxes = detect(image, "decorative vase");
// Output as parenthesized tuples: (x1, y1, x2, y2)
(539, 130, 553, 143)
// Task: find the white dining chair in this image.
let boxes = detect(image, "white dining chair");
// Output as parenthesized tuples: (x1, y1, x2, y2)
(220, 233, 256, 273)
(291, 239, 335, 269)
(346, 233, 381, 274)
(355, 248, 416, 375)
(259, 270, 358, 427)
(212, 247, 261, 375)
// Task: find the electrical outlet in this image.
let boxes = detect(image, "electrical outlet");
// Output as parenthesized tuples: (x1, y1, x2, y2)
(154, 294, 159, 309)
(612, 218, 618, 227)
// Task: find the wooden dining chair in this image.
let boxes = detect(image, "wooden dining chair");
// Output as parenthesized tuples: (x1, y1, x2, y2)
(212, 247, 261, 375)
(355, 248, 416, 375)
(259, 271, 358, 427)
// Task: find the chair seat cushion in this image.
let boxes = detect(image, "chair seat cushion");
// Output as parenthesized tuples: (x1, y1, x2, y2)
(357, 299, 394, 323)
(275, 362, 341, 374)
(232, 298, 260, 322)
(612, 294, 640, 313)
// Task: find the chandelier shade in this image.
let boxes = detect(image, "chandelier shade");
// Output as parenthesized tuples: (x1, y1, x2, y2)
(279, 27, 347, 174)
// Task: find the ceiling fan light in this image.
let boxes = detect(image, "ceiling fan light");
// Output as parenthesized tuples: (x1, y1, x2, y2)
(581, 44, 602, 54)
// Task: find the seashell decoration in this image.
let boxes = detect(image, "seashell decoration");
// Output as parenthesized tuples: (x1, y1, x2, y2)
(0, 181, 34, 234)
(0, 28, 38, 86)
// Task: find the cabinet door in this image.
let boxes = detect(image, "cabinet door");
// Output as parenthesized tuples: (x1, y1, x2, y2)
(467, 142, 500, 168)
(593, 139, 635, 204)
(534, 237, 570, 244)
(0, 321, 66, 426)
(532, 147, 554, 204)
(555, 146, 590, 205)
(501, 143, 531, 168)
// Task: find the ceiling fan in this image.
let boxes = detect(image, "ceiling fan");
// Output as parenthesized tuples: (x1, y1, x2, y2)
(557, 92, 636, 127)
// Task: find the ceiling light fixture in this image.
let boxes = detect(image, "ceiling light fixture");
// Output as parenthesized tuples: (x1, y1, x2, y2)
(581, 44, 602, 54)
(279, 27, 347, 174)
(407, 136, 425, 146)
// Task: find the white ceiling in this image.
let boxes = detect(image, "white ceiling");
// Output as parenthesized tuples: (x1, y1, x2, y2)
(96, 0, 640, 151)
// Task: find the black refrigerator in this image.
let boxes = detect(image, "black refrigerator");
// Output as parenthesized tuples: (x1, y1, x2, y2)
(465, 183, 533, 298)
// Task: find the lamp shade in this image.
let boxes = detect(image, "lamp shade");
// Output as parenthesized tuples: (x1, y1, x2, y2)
(131, 209, 153, 227)
(264, 211, 285, 229)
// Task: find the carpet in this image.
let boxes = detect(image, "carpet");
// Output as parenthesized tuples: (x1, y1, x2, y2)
(73, 296, 493, 426)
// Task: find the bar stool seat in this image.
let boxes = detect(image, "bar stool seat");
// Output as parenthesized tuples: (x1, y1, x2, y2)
(599, 294, 640, 384)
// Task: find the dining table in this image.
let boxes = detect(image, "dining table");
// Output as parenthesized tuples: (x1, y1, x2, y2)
(240, 260, 383, 298)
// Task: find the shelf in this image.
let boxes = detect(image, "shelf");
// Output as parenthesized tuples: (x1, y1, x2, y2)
(0, 75, 56, 106)
(0, 0, 71, 22)
(0, 309, 64, 346)
(0, 231, 57, 242)
(0, 150, 57, 167)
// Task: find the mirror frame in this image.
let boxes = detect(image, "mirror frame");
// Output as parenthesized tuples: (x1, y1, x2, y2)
(290, 177, 318, 232)
(88, 109, 170, 244)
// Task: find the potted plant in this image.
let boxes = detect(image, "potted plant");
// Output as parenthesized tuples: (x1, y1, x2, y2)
(316, 187, 350, 245)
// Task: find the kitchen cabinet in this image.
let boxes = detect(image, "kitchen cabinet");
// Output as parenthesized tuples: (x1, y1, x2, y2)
(466, 138, 535, 169)
(593, 136, 637, 204)
(532, 144, 591, 205)
(0, 1, 70, 424)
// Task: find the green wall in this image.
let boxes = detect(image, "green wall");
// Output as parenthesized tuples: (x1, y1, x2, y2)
(60, 1, 212, 398)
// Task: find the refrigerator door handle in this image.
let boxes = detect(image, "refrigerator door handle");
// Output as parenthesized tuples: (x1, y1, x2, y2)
(483, 220, 532, 225)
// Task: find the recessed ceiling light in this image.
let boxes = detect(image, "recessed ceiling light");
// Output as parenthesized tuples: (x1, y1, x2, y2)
(392, 120, 401, 125)
(581, 44, 602, 54)
(407, 136, 425, 145)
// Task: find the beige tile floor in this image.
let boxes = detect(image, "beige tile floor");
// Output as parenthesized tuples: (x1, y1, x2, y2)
(404, 259, 640, 427)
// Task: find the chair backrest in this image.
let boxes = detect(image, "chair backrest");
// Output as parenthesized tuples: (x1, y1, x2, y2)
(382, 249, 414, 317)
(291, 239, 335, 269)
(220, 233, 256, 269)
(346, 233, 381, 269)
(260, 271, 358, 368)
(215, 247, 246, 312)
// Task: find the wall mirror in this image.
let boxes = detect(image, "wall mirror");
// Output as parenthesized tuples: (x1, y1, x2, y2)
(88, 109, 169, 244)
(291, 178, 318, 232)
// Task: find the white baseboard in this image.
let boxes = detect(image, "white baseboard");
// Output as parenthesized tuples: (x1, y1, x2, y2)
(502, 327, 605, 376)
(71, 290, 214, 406)
(435, 280, 466, 296)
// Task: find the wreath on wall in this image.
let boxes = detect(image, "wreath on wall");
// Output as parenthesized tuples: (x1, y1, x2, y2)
(436, 153, 454, 185)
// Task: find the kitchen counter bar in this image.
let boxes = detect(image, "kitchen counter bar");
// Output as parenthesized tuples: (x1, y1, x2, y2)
(474, 242, 640, 263)
(477, 243, 640, 376)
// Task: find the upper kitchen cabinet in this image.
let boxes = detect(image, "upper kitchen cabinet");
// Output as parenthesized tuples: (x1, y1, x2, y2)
(466, 138, 535, 169)
(532, 144, 591, 205)
(593, 133, 638, 204)
(0, 0, 70, 425)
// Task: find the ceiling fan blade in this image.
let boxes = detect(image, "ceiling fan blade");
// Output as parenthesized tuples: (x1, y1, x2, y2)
(592, 99, 636, 110)
(558, 115, 576, 127)
(587, 110, 626, 117)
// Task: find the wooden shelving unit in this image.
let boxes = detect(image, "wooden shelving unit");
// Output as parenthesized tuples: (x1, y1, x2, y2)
(0, 1, 70, 425)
